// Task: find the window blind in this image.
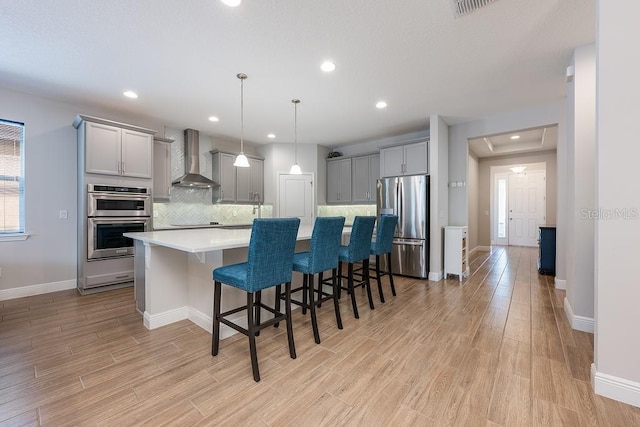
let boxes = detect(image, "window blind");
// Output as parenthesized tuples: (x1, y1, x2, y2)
(0, 119, 25, 234)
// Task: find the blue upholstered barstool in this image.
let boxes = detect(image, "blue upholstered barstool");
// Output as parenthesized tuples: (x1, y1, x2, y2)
(337, 216, 376, 319)
(369, 215, 398, 303)
(211, 217, 300, 382)
(276, 216, 345, 344)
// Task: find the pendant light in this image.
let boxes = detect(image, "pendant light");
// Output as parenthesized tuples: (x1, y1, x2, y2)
(289, 99, 302, 175)
(510, 165, 526, 174)
(233, 73, 250, 168)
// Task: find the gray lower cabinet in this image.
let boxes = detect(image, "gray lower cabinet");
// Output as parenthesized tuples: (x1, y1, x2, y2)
(327, 158, 352, 203)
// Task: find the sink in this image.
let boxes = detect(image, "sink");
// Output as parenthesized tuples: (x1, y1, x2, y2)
(217, 224, 253, 230)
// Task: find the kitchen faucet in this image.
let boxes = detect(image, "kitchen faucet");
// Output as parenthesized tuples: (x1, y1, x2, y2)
(252, 193, 262, 218)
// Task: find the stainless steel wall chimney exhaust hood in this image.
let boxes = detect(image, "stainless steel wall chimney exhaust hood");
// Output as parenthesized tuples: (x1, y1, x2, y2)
(172, 129, 219, 188)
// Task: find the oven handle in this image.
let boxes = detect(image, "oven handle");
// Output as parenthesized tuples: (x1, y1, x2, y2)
(88, 217, 150, 225)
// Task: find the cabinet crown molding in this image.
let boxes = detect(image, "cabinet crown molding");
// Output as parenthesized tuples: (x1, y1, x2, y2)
(73, 114, 156, 135)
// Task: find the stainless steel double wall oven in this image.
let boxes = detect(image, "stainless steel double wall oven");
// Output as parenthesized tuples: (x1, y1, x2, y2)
(87, 184, 151, 260)
(78, 184, 150, 294)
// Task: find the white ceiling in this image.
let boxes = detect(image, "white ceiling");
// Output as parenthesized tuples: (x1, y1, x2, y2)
(468, 125, 558, 158)
(0, 0, 595, 147)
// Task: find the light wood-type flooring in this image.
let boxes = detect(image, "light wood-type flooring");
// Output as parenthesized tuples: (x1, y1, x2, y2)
(1, 246, 639, 425)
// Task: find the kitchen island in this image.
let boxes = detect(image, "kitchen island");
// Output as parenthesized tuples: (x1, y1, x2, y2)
(125, 224, 316, 338)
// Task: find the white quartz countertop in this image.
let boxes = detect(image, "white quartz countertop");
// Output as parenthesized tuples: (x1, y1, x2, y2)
(125, 224, 317, 253)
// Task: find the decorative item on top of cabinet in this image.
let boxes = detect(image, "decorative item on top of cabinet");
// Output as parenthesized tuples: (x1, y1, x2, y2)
(444, 226, 469, 281)
(73, 115, 155, 179)
(352, 153, 380, 203)
(211, 150, 264, 203)
(327, 157, 352, 203)
(380, 139, 428, 178)
(152, 136, 174, 202)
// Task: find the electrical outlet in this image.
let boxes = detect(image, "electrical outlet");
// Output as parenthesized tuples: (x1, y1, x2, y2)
(59, 210, 68, 219)
(154, 210, 159, 218)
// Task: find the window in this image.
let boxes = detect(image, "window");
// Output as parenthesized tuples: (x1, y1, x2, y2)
(0, 119, 25, 235)
(497, 177, 507, 239)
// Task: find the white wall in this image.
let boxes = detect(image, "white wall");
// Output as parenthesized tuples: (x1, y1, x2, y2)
(593, 1, 640, 407)
(259, 142, 320, 207)
(566, 44, 596, 325)
(429, 115, 449, 279)
(0, 86, 162, 293)
(467, 153, 479, 251)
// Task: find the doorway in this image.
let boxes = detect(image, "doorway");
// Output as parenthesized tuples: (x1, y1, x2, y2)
(492, 166, 546, 247)
(277, 173, 314, 225)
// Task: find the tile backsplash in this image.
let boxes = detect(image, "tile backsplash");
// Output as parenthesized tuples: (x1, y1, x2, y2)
(154, 202, 273, 228)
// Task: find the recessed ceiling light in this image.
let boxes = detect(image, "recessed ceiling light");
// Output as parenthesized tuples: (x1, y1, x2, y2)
(321, 61, 336, 72)
(267, 133, 276, 139)
(123, 91, 138, 99)
(510, 135, 520, 140)
(221, 0, 241, 7)
(376, 101, 387, 109)
(208, 116, 220, 122)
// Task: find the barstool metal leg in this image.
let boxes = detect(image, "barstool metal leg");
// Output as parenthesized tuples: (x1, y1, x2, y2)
(375, 255, 385, 303)
(348, 263, 359, 319)
(387, 252, 396, 296)
(331, 267, 343, 329)
(363, 259, 375, 310)
(284, 282, 297, 359)
(308, 274, 321, 344)
(255, 290, 261, 336)
(212, 281, 222, 356)
(246, 292, 260, 382)
(273, 284, 281, 328)
(301, 274, 308, 315)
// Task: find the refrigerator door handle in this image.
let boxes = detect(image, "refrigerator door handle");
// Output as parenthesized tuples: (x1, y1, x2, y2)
(397, 179, 403, 232)
(393, 239, 424, 246)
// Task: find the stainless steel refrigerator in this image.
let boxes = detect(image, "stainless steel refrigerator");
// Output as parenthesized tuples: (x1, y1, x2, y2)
(376, 175, 429, 278)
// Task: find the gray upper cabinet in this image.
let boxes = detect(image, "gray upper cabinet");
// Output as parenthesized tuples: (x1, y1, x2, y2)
(211, 151, 237, 202)
(75, 116, 155, 179)
(152, 137, 174, 201)
(211, 150, 264, 203)
(236, 157, 264, 202)
(327, 158, 352, 203)
(352, 154, 380, 203)
(380, 140, 428, 177)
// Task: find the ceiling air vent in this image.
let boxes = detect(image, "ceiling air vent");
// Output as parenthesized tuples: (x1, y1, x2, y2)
(452, 0, 497, 18)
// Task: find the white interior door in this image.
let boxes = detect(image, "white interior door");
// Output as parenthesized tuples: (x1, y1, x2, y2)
(508, 171, 545, 247)
(278, 173, 314, 225)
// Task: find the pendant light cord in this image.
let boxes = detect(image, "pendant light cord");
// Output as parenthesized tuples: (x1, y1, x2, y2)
(240, 77, 244, 153)
(294, 101, 297, 163)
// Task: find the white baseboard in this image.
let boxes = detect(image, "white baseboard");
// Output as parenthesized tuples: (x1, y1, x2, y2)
(555, 278, 567, 290)
(144, 306, 189, 330)
(563, 297, 595, 333)
(428, 271, 443, 281)
(592, 363, 640, 408)
(0, 279, 76, 301)
(474, 245, 492, 253)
